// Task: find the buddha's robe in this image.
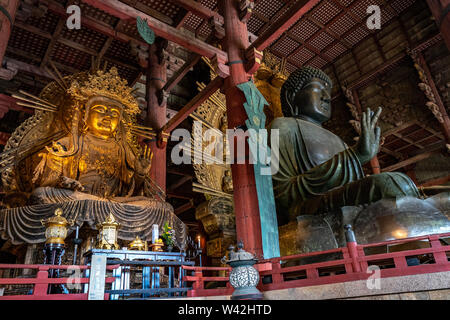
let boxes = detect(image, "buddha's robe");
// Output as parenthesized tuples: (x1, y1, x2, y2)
(270, 117, 420, 223)
(34, 132, 148, 199)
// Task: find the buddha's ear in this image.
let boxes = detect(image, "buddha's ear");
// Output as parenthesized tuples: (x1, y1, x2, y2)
(283, 89, 295, 117)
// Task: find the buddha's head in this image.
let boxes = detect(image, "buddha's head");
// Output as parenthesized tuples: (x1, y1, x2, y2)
(84, 96, 123, 139)
(281, 66, 332, 124)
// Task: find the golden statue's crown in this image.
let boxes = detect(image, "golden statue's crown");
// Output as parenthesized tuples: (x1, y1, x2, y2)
(68, 67, 140, 115)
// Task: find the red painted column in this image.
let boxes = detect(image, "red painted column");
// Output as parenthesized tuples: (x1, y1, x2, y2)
(146, 39, 167, 194)
(427, 0, 450, 52)
(220, 0, 263, 257)
(0, 0, 19, 65)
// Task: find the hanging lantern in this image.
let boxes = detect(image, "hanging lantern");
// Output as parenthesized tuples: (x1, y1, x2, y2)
(128, 236, 147, 251)
(41, 208, 73, 245)
(96, 213, 121, 250)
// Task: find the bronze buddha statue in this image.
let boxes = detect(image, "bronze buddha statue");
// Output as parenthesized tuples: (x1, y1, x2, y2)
(271, 67, 449, 250)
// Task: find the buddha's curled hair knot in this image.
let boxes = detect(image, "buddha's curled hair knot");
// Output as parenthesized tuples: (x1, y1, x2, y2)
(280, 66, 332, 117)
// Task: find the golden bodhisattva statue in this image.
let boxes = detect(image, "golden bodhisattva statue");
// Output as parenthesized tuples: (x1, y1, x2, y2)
(0, 67, 186, 248)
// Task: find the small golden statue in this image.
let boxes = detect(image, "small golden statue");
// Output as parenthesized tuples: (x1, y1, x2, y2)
(0, 66, 186, 249)
(128, 236, 147, 251)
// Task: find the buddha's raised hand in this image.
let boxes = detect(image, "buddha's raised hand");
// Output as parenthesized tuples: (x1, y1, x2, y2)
(135, 145, 153, 176)
(353, 107, 382, 165)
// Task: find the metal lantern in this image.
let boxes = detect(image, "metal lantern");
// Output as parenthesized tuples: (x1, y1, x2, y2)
(96, 213, 120, 250)
(128, 236, 147, 251)
(41, 208, 73, 245)
(222, 241, 263, 300)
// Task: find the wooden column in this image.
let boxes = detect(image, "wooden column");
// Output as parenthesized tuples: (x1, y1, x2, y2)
(352, 89, 381, 174)
(0, 0, 20, 65)
(427, 0, 450, 52)
(146, 39, 168, 194)
(220, 0, 263, 257)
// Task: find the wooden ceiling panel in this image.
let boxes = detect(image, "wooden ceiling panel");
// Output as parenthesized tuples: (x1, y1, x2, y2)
(310, 0, 342, 25)
(199, 0, 217, 10)
(324, 42, 347, 60)
(309, 31, 335, 51)
(390, 0, 417, 14)
(51, 42, 91, 70)
(9, 27, 50, 60)
(74, 0, 120, 27)
(60, 26, 108, 53)
(289, 19, 320, 43)
(140, 0, 183, 20)
(254, 0, 285, 20)
(105, 40, 135, 65)
(23, 10, 60, 34)
(344, 26, 369, 46)
(328, 13, 358, 36)
(184, 13, 203, 31)
(290, 47, 315, 66)
(309, 56, 328, 69)
(272, 36, 300, 56)
(247, 15, 266, 34)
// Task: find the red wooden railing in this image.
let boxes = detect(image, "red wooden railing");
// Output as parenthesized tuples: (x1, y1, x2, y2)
(0, 264, 119, 300)
(258, 232, 450, 292)
(182, 265, 233, 297)
(183, 233, 450, 296)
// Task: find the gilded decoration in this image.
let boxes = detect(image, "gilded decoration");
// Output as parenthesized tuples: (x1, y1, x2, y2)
(0, 66, 187, 248)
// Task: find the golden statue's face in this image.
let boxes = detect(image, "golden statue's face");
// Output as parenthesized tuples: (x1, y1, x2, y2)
(86, 104, 122, 139)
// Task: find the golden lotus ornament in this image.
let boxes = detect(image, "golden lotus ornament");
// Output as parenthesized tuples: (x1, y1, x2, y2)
(41, 208, 74, 245)
(96, 213, 121, 250)
(128, 236, 147, 251)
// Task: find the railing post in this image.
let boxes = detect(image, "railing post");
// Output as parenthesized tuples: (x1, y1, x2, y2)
(34, 266, 50, 297)
(430, 235, 448, 265)
(345, 225, 361, 273)
(193, 269, 204, 290)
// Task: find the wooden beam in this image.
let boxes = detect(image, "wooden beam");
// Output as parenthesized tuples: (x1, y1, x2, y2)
(162, 76, 223, 133)
(167, 192, 192, 200)
(168, 175, 192, 192)
(420, 175, 450, 187)
(40, 19, 65, 68)
(3, 57, 52, 79)
(248, 0, 320, 52)
(163, 54, 201, 93)
(82, 0, 228, 61)
(174, 199, 194, 215)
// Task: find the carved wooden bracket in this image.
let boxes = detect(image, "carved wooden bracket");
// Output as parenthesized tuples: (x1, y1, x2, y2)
(157, 89, 170, 106)
(244, 47, 263, 75)
(157, 130, 170, 149)
(211, 54, 230, 78)
(209, 16, 225, 40)
(155, 37, 169, 65)
(239, 0, 254, 23)
(408, 48, 445, 124)
(130, 40, 149, 68)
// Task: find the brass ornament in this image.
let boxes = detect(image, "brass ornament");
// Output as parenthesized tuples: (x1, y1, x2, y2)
(41, 208, 74, 245)
(96, 213, 121, 250)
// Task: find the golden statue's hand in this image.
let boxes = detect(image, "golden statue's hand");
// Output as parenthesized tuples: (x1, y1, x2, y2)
(135, 145, 153, 176)
(58, 176, 85, 192)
